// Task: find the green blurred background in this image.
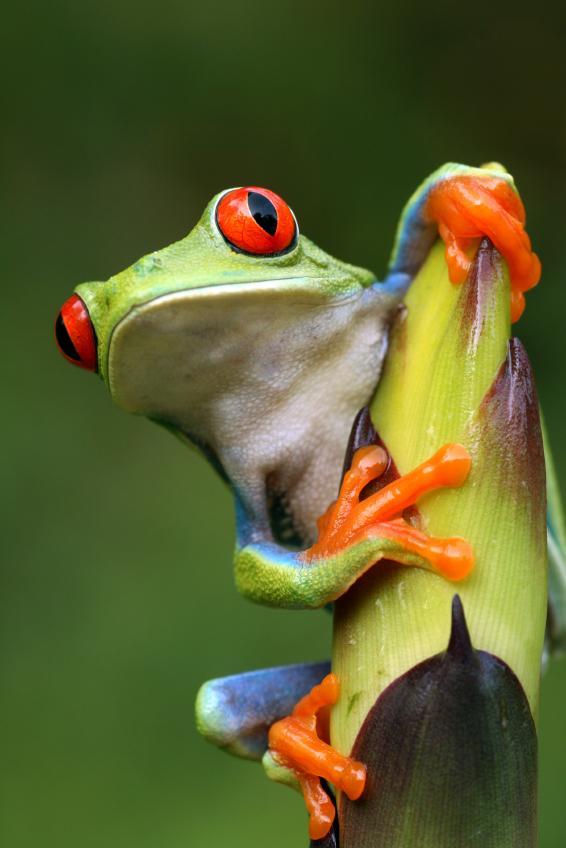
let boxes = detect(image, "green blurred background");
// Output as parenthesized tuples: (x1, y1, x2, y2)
(2, 0, 565, 845)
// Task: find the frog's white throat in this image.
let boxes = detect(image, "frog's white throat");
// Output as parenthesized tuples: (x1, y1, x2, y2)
(108, 281, 397, 545)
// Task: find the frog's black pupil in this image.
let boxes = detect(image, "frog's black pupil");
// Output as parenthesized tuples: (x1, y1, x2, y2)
(56, 312, 80, 361)
(247, 191, 278, 236)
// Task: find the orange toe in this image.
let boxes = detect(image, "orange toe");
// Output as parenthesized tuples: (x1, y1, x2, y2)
(305, 442, 473, 578)
(268, 673, 367, 841)
(427, 174, 541, 322)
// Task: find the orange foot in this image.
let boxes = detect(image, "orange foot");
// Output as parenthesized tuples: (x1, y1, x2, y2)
(426, 173, 541, 322)
(268, 672, 365, 841)
(305, 442, 474, 581)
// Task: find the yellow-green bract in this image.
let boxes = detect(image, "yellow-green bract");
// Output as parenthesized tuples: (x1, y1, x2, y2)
(332, 239, 547, 761)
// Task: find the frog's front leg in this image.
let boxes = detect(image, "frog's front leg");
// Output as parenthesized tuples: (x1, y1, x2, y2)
(387, 162, 541, 321)
(234, 410, 473, 610)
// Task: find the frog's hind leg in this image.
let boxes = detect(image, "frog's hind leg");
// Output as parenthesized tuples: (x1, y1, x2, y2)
(195, 661, 330, 761)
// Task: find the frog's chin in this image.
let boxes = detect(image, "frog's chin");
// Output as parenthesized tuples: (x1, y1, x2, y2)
(107, 282, 395, 539)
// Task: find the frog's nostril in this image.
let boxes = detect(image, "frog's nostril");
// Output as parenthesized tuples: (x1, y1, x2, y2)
(55, 294, 98, 372)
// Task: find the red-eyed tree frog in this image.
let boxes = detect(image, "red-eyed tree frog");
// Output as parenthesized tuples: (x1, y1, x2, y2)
(56, 163, 559, 841)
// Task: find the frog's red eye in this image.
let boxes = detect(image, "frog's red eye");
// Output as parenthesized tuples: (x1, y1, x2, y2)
(55, 294, 98, 372)
(216, 187, 297, 255)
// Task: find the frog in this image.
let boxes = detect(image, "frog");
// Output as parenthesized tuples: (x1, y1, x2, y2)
(55, 162, 552, 840)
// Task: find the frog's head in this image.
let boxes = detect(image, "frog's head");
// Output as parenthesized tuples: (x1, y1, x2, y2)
(55, 187, 375, 432)
(55, 186, 397, 538)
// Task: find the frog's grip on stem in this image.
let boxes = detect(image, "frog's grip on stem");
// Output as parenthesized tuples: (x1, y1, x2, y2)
(268, 673, 366, 841)
(426, 174, 541, 322)
(305, 443, 474, 581)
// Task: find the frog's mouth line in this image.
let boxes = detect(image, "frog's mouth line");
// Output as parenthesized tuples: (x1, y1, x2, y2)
(103, 278, 365, 383)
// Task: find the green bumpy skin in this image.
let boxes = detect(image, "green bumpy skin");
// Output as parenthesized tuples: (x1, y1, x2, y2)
(234, 540, 430, 609)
